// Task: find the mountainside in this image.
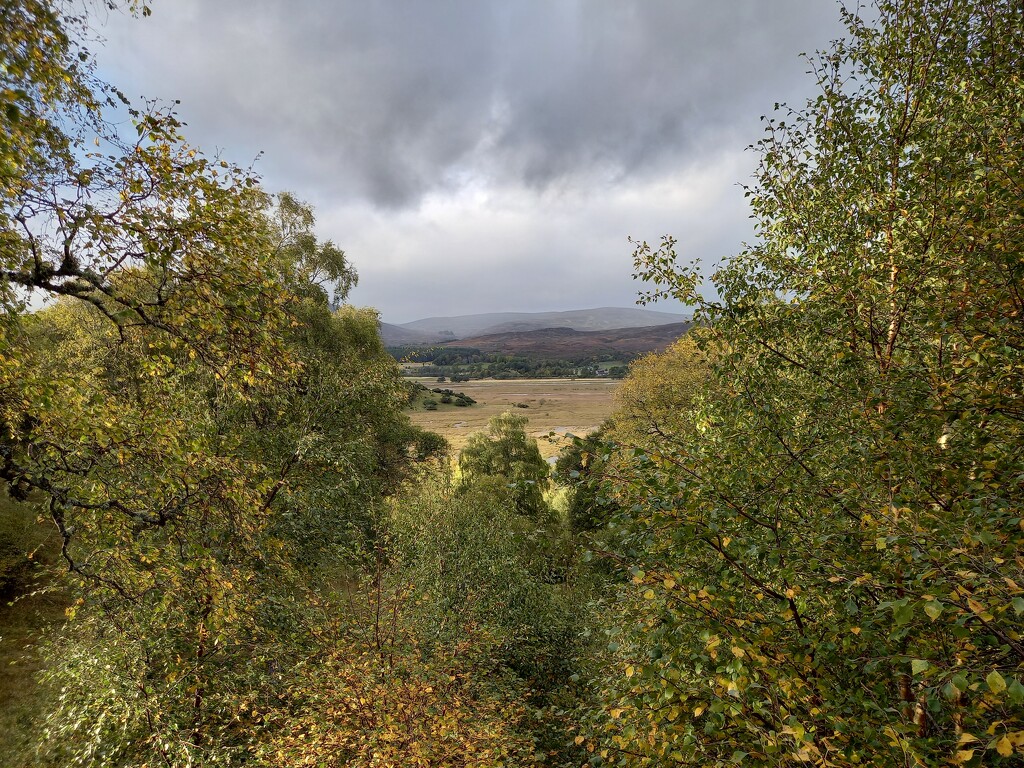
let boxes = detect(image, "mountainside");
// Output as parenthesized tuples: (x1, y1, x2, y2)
(378, 322, 453, 346)
(391, 307, 689, 339)
(436, 321, 691, 360)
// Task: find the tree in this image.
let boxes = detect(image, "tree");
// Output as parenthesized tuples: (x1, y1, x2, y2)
(459, 411, 551, 519)
(272, 190, 357, 307)
(554, 428, 618, 534)
(25, 193, 441, 766)
(593, 1, 1024, 765)
(609, 337, 709, 446)
(1, 5, 444, 764)
(2, 1, 301, 516)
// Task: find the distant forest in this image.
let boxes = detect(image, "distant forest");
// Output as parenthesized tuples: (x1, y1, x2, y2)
(388, 346, 631, 379)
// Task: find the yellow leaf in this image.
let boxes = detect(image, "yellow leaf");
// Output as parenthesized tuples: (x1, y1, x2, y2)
(954, 749, 975, 764)
(574, 735, 586, 746)
(996, 736, 1013, 757)
(663, 578, 676, 589)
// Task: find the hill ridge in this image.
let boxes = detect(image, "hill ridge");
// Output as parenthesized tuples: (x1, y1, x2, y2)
(380, 306, 690, 345)
(434, 321, 692, 360)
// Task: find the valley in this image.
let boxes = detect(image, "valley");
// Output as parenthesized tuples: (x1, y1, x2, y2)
(405, 377, 620, 458)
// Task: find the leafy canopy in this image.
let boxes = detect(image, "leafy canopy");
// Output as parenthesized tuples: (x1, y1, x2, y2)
(592, 0, 1024, 765)
(1, 4, 443, 764)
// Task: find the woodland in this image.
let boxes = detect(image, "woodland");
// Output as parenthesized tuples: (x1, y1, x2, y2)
(1, 0, 1022, 766)
(392, 349, 631, 381)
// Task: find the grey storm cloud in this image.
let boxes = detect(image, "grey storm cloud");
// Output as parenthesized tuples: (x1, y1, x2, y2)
(102, 1, 844, 208)
(94, 1, 848, 321)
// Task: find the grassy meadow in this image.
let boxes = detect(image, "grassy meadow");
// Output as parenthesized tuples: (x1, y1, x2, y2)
(406, 377, 620, 459)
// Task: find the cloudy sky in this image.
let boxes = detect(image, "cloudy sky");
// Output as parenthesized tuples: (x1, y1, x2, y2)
(95, 2, 846, 324)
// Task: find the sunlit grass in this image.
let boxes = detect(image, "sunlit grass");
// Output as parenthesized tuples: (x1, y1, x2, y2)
(407, 377, 620, 459)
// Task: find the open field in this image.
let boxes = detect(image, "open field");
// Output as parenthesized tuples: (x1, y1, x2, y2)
(406, 378, 621, 459)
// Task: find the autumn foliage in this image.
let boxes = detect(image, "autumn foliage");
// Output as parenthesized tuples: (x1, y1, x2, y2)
(3, 1, 1023, 766)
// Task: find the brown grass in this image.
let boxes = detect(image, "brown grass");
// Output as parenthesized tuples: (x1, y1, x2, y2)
(407, 378, 621, 459)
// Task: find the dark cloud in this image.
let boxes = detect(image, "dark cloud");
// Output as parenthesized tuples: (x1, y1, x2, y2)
(102, 1, 843, 207)
(95, 2, 846, 321)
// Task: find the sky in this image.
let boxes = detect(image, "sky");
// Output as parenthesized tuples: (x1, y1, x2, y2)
(94, 1, 846, 324)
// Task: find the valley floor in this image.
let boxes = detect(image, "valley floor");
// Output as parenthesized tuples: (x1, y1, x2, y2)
(405, 377, 620, 458)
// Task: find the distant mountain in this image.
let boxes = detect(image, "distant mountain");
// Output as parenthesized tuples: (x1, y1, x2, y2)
(378, 322, 453, 347)
(389, 307, 690, 340)
(436, 321, 692, 360)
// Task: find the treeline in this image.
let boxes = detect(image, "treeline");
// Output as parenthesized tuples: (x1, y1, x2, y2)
(2, 1, 1023, 767)
(390, 347, 630, 379)
(390, 346, 491, 365)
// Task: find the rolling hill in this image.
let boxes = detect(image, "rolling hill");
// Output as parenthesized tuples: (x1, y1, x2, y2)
(380, 307, 690, 346)
(378, 322, 453, 346)
(435, 321, 692, 360)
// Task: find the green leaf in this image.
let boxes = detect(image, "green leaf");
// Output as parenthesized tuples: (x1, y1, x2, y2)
(923, 600, 943, 620)
(986, 670, 1006, 694)
(1008, 678, 1024, 704)
(893, 603, 915, 626)
(911, 659, 930, 675)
